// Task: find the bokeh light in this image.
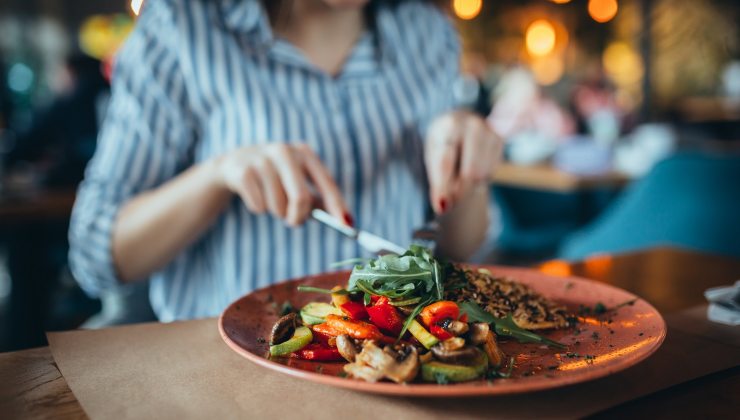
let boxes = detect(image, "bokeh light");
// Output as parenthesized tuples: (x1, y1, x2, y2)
(603, 41, 643, 85)
(453, 0, 483, 20)
(79, 15, 134, 60)
(588, 0, 618, 23)
(525, 19, 556, 57)
(549, 0, 572, 3)
(531, 55, 565, 85)
(7, 63, 34, 93)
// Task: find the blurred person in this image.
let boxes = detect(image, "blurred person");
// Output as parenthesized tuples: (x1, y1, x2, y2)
(487, 67, 574, 165)
(69, 0, 501, 321)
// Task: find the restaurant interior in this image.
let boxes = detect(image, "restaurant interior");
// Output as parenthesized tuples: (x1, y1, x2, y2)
(0, 0, 738, 418)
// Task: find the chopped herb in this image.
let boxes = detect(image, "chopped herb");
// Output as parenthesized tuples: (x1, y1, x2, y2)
(565, 352, 580, 358)
(565, 282, 574, 290)
(434, 372, 449, 385)
(591, 332, 600, 340)
(487, 357, 515, 379)
(594, 302, 607, 314)
(315, 365, 324, 373)
(297, 285, 349, 295)
(639, 332, 644, 336)
(279, 301, 294, 316)
(256, 337, 266, 344)
(547, 365, 559, 371)
(337, 371, 348, 378)
(609, 298, 638, 311)
(584, 355, 596, 364)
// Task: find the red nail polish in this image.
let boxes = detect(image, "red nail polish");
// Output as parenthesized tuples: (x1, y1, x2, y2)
(439, 198, 447, 213)
(343, 213, 354, 227)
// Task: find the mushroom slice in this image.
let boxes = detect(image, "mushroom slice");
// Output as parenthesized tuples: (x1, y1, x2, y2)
(343, 363, 385, 383)
(468, 323, 490, 345)
(439, 337, 466, 351)
(445, 320, 469, 336)
(345, 341, 420, 383)
(431, 344, 479, 364)
(269, 313, 299, 345)
(381, 345, 420, 384)
(336, 334, 359, 362)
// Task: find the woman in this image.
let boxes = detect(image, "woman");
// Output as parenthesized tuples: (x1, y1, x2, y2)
(69, 0, 501, 322)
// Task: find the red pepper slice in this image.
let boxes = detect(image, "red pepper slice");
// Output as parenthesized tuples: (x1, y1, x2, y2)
(291, 343, 344, 361)
(310, 328, 336, 347)
(419, 301, 460, 328)
(366, 298, 404, 336)
(339, 301, 368, 320)
(459, 313, 468, 323)
(430, 324, 454, 341)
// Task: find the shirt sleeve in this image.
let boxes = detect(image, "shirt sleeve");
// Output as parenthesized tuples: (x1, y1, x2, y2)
(69, 0, 195, 297)
(414, 5, 462, 140)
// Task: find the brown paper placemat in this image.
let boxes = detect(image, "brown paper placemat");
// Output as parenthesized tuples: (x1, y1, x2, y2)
(48, 308, 739, 420)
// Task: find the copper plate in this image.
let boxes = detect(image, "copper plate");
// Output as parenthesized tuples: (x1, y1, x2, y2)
(219, 266, 666, 397)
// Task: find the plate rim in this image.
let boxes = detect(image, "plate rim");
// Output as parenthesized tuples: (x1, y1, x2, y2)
(218, 265, 667, 397)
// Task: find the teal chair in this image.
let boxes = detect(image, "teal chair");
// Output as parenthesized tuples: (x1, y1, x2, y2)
(559, 153, 740, 260)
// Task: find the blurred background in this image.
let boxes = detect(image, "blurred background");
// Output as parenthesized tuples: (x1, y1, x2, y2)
(0, 0, 738, 351)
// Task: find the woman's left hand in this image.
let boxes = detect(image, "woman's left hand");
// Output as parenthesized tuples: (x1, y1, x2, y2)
(424, 110, 503, 215)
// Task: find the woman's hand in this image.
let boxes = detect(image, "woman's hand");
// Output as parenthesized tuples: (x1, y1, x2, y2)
(218, 143, 351, 226)
(425, 110, 502, 214)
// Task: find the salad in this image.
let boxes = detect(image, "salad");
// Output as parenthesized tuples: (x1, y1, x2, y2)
(267, 246, 568, 384)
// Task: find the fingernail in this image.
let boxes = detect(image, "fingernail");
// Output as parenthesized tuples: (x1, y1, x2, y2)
(439, 198, 447, 213)
(343, 212, 354, 227)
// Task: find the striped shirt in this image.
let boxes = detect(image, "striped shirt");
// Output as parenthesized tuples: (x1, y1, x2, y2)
(69, 0, 461, 321)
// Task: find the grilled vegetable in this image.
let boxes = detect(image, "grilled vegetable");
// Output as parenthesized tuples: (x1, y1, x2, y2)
(300, 302, 343, 325)
(407, 319, 439, 349)
(421, 348, 488, 383)
(269, 326, 313, 356)
(366, 297, 405, 336)
(339, 301, 368, 320)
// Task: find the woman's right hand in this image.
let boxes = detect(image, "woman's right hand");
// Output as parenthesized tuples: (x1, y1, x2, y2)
(217, 143, 351, 227)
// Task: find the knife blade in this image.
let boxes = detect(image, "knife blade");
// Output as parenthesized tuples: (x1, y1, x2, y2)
(310, 209, 406, 255)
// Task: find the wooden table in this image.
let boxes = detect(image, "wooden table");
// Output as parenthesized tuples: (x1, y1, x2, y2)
(491, 162, 630, 193)
(1, 247, 738, 418)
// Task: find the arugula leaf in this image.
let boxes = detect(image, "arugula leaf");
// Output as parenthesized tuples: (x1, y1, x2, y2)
(459, 301, 567, 349)
(296, 285, 349, 295)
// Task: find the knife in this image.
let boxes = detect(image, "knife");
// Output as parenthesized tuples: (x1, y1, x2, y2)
(310, 209, 407, 255)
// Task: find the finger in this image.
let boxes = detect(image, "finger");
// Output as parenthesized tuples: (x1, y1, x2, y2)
(456, 120, 489, 203)
(298, 144, 351, 226)
(256, 156, 288, 220)
(267, 145, 312, 226)
(425, 124, 463, 214)
(239, 166, 267, 213)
